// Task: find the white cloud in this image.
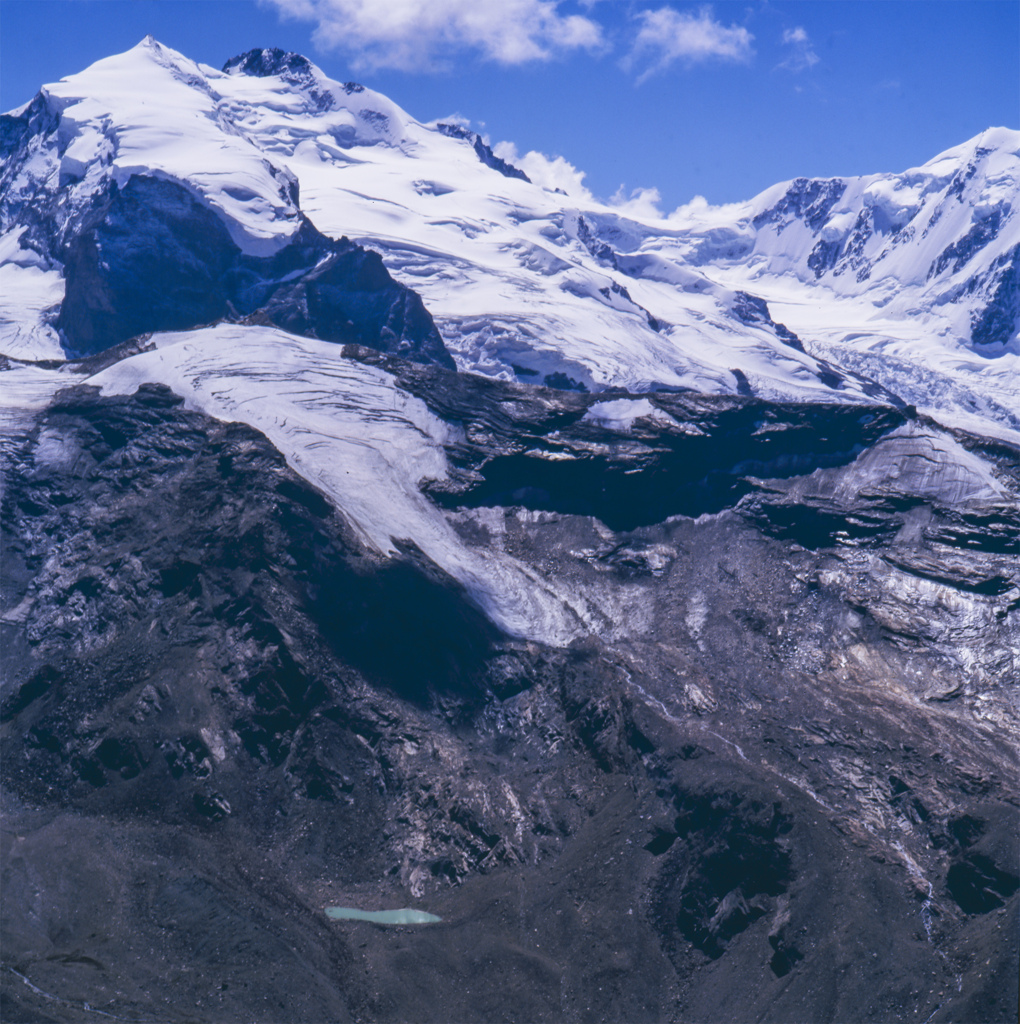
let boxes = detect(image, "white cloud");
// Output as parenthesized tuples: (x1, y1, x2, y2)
(609, 185, 665, 220)
(493, 141, 593, 198)
(777, 25, 819, 72)
(436, 112, 472, 129)
(623, 5, 754, 82)
(665, 193, 750, 226)
(491, 146, 670, 218)
(261, 0, 604, 72)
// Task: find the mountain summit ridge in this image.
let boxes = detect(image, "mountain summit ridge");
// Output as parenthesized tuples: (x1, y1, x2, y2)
(1, 38, 1017, 438)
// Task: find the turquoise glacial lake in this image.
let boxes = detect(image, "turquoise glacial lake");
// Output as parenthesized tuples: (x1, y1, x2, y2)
(325, 907, 442, 925)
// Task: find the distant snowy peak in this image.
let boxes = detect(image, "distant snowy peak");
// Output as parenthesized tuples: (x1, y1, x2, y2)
(673, 127, 1020, 351)
(0, 36, 530, 250)
(750, 127, 1018, 281)
(3, 36, 304, 257)
(1, 37, 447, 255)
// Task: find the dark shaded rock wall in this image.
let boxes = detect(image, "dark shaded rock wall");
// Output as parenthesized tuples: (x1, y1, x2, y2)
(54, 175, 453, 366)
(970, 243, 1020, 348)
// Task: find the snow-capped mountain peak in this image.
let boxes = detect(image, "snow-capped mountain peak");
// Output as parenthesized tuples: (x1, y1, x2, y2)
(1, 39, 1017, 438)
(218, 45, 417, 152)
(739, 126, 1020, 301)
(9, 36, 305, 257)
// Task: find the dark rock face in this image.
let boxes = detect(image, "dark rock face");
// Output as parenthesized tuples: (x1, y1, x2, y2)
(752, 177, 847, 232)
(731, 291, 806, 352)
(2, 365, 1017, 1023)
(576, 214, 619, 268)
(223, 47, 318, 81)
(436, 123, 531, 182)
(832, 209, 875, 280)
(807, 237, 843, 277)
(970, 243, 1020, 348)
(929, 209, 1003, 280)
(0, 94, 60, 195)
(651, 786, 794, 960)
(54, 175, 453, 366)
(433, 398, 903, 529)
(56, 177, 232, 350)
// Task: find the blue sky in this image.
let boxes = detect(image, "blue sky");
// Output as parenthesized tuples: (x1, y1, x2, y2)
(2, 0, 1017, 208)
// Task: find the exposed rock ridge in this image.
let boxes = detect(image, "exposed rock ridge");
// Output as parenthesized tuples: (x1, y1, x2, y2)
(0, 72, 454, 367)
(436, 122, 532, 182)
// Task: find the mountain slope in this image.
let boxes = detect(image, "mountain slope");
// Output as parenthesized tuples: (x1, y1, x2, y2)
(1, 39, 1018, 1024)
(0, 38, 922, 405)
(2, 349, 1018, 1023)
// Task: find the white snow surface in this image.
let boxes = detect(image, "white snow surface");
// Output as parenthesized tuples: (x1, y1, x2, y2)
(6, 36, 1016, 435)
(42, 38, 304, 256)
(0, 362, 73, 455)
(0, 229, 64, 360)
(583, 398, 676, 431)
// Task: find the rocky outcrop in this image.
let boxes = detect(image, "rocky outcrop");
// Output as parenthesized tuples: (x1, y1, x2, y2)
(970, 243, 1020, 347)
(2, 363, 1017, 1023)
(436, 123, 531, 182)
(53, 174, 453, 365)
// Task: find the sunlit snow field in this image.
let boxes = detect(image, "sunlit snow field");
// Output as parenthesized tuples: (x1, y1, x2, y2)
(4, 38, 1016, 437)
